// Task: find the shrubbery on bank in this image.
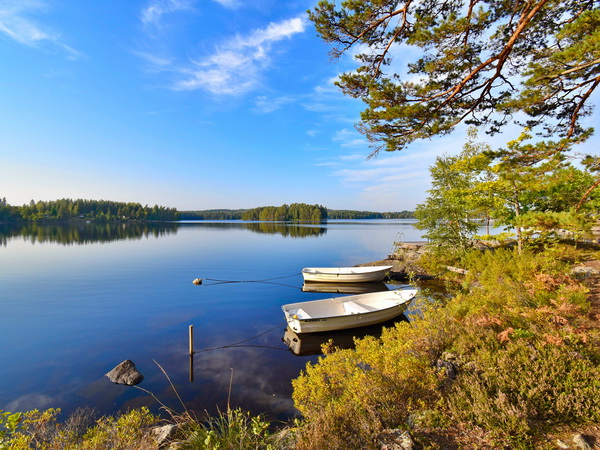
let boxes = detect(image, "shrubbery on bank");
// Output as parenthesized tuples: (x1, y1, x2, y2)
(292, 243, 600, 448)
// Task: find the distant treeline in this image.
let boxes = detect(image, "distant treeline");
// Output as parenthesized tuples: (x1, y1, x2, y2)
(181, 206, 415, 221)
(242, 203, 328, 221)
(1, 197, 414, 223)
(179, 209, 247, 220)
(327, 210, 414, 219)
(0, 198, 180, 222)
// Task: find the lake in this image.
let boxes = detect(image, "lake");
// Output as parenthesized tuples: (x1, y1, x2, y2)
(0, 220, 426, 422)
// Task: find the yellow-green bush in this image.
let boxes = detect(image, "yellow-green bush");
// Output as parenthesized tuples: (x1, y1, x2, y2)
(292, 245, 600, 447)
(1, 407, 160, 449)
(177, 407, 273, 449)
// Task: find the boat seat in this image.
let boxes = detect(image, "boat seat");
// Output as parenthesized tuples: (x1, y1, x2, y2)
(292, 308, 310, 319)
(344, 301, 369, 314)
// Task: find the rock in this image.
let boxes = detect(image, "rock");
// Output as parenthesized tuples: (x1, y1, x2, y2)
(436, 359, 457, 379)
(105, 360, 144, 386)
(573, 433, 593, 450)
(556, 439, 569, 449)
(152, 424, 178, 446)
(271, 428, 297, 450)
(377, 429, 415, 450)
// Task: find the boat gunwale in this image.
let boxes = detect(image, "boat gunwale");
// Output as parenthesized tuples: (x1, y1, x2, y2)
(283, 299, 411, 322)
(281, 288, 417, 322)
(301, 265, 394, 275)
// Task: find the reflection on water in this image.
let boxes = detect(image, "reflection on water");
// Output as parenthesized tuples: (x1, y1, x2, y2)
(0, 221, 327, 246)
(301, 281, 389, 294)
(282, 314, 410, 356)
(0, 222, 179, 246)
(241, 222, 326, 238)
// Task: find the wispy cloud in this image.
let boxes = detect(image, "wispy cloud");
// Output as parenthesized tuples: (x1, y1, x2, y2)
(140, 0, 195, 30)
(253, 95, 295, 113)
(172, 16, 307, 95)
(212, 0, 241, 9)
(0, 0, 82, 59)
(333, 128, 369, 148)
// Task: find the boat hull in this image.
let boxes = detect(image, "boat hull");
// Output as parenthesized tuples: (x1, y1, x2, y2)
(281, 287, 416, 333)
(301, 265, 394, 283)
(301, 281, 389, 294)
(283, 314, 410, 355)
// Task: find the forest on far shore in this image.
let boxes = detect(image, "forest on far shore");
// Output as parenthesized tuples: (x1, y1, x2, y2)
(0, 198, 414, 223)
(181, 206, 414, 220)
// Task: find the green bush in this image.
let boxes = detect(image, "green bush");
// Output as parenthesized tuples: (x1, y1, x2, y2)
(449, 341, 600, 447)
(291, 245, 600, 447)
(177, 408, 273, 449)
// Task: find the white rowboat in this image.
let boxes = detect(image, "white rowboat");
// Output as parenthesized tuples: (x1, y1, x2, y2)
(301, 265, 394, 283)
(281, 287, 417, 333)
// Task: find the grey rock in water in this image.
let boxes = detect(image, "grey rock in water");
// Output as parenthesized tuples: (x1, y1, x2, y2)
(377, 429, 415, 450)
(105, 360, 144, 386)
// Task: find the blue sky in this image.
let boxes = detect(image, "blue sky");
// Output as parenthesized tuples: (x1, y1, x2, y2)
(1, 0, 598, 212)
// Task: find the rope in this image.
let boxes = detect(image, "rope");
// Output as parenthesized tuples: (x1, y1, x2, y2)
(201, 272, 302, 287)
(193, 322, 286, 354)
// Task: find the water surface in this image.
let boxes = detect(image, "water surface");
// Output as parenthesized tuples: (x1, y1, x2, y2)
(0, 220, 424, 421)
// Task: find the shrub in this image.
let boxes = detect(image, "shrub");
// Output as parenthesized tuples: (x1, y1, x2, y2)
(291, 244, 600, 447)
(448, 341, 600, 447)
(0, 407, 160, 449)
(177, 408, 273, 449)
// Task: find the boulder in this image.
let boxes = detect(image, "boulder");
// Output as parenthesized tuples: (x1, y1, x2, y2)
(105, 360, 144, 386)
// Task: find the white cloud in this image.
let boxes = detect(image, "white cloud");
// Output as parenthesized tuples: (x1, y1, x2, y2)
(141, 0, 195, 29)
(0, 0, 82, 59)
(172, 16, 307, 95)
(253, 95, 295, 113)
(133, 50, 174, 69)
(333, 128, 369, 148)
(212, 0, 241, 9)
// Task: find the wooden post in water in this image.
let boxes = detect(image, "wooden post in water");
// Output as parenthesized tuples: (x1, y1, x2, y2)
(189, 354, 194, 383)
(189, 325, 194, 383)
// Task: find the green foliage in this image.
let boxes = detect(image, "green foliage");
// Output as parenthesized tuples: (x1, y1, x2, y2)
(416, 129, 599, 253)
(179, 209, 246, 220)
(309, 0, 598, 153)
(292, 246, 600, 446)
(80, 407, 160, 449)
(0, 198, 180, 222)
(0, 410, 23, 449)
(415, 128, 498, 250)
(449, 341, 600, 446)
(327, 209, 414, 219)
(178, 408, 273, 449)
(241, 203, 327, 222)
(0, 407, 160, 449)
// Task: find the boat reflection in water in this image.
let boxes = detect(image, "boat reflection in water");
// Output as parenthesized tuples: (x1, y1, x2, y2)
(301, 281, 389, 294)
(282, 314, 409, 356)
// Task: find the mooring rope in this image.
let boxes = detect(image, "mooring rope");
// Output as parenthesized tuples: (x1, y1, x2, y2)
(200, 272, 302, 287)
(193, 322, 286, 354)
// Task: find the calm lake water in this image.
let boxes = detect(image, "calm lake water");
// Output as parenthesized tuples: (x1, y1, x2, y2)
(0, 220, 426, 422)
